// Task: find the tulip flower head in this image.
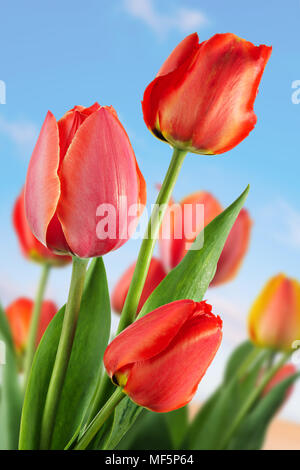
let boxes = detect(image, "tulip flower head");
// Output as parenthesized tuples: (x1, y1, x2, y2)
(6, 298, 57, 354)
(112, 257, 166, 315)
(104, 300, 222, 412)
(142, 33, 272, 155)
(248, 274, 300, 351)
(13, 188, 71, 266)
(159, 190, 252, 286)
(25, 103, 146, 258)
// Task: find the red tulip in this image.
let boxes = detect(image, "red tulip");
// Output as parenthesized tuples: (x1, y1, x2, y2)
(248, 274, 300, 351)
(111, 257, 166, 315)
(104, 300, 222, 412)
(262, 364, 297, 402)
(159, 191, 222, 271)
(142, 33, 272, 155)
(5, 298, 57, 353)
(210, 209, 252, 286)
(159, 191, 251, 286)
(13, 188, 71, 266)
(25, 103, 146, 258)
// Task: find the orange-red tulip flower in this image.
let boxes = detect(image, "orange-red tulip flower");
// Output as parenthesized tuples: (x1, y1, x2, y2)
(104, 300, 222, 412)
(248, 274, 300, 351)
(112, 257, 166, 315)
(25, 103, 146, 258)
(159, 191, 251, 286)
(5, 298, 57, 353)
(262, 364, 297, 402)
(13, 188, 71, 266)
(142, 33, 272, 155)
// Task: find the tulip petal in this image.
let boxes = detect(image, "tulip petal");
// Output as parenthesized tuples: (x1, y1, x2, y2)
(157, 33, 199, 77)
(13, 188, 71, 264)
(25, 111, 61, 246)
(211, 208, 252, 286)
(58, 102, 101, 160)
(36, 300, 57, 346)
(6, 298, 32, 352)
(159, 191, 222, 271)
(142, 38, 199, 140)
(111, 258, 166, 314)
(13, 189, 36, 257)
(104, 300, 196, 379)
(57, 107, 146, 258)
(124, 307, 222, 412)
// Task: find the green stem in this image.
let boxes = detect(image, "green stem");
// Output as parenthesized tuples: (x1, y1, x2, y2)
(85, 148, 187, 428)
(219, 351, 291, 449)
(236, 346, 265, 380)
(118, 147, 187, 333)
(24, 263, 50, 387)
(73, 388, 125, 450)
(40, 257, 88, 450)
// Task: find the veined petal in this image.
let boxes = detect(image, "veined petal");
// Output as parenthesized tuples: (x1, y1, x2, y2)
(142, 38, 199, 140)
(25, 111, 61, 246)
(124, 307, 222, 412)
(104, 300, 196, 379)
(157, 32, 200, 77)
(58, 102, 101, 161)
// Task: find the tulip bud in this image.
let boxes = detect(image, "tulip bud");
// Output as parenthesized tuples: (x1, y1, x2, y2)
(5, 298, 57, 353)
(248, 274, 300, 351)
(111, 257, 166, 315)
(159, 191, 251, 286)
(25, 104, 146, 258)
(142, 33, 272, 155)
(104, 300, 222, 412)
(13, 188, 71, 266)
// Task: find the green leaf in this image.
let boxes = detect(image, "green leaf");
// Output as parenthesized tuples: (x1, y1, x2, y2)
(224, 341, 255, 383)
(117, 410, 173, 450)
(184, 349, 268, 450)
(0, 305, 22, 450)
(19, 258, 111, 450)
(102, 186, 249, 450)
(183, 388, 221, 450)
(164, 406, 188, 449)
(228, 372, 300, 450)
(0, 303, 14, 350)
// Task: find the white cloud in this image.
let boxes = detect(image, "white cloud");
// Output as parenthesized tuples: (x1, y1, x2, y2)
(124, 0, 208, 36)
(0, 114, 38, 157)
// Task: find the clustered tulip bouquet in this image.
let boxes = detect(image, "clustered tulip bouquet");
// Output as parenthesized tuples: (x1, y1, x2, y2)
(0, 32, 299, 452)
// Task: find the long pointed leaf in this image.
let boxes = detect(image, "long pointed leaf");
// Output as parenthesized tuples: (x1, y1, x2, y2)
(19, 258, 111, 450)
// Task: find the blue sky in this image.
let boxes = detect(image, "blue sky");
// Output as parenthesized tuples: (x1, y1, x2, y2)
(1, 0, 300, 421)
